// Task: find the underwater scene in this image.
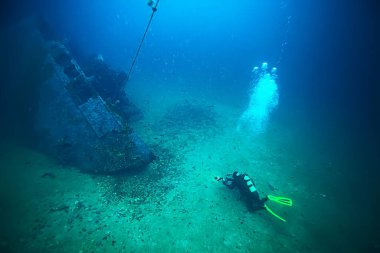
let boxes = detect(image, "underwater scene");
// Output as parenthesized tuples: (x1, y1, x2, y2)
(0, 0, 379, 252)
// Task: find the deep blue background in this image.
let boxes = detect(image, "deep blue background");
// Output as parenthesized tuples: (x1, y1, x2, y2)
(1, 0, 379, 154)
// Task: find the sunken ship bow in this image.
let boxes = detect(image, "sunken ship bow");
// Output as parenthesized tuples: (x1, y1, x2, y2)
(34, 22, 154, 174)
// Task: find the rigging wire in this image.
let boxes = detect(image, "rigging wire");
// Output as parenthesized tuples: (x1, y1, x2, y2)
(126, 0, 160, 83)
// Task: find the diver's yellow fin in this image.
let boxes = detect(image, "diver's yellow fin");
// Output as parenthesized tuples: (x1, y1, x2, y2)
(264, 204, 287, 222)
(268, 195, 293, 206)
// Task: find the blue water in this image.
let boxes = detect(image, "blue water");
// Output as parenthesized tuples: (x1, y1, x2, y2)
(0, 0, 379, 252)
(6, 0, 375, 130)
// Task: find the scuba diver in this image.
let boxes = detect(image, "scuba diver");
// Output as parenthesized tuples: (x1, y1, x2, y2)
(215, 171, 293, 222)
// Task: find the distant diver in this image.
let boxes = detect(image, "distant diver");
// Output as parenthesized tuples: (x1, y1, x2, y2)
(215, 171, 293, 222)
(147, 0, 158, 12)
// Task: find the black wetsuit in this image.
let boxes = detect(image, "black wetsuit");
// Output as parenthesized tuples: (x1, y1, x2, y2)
(222, 171, 268, 212)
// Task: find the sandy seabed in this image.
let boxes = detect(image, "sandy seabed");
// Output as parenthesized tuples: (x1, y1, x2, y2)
(0, 79, 372, 253)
